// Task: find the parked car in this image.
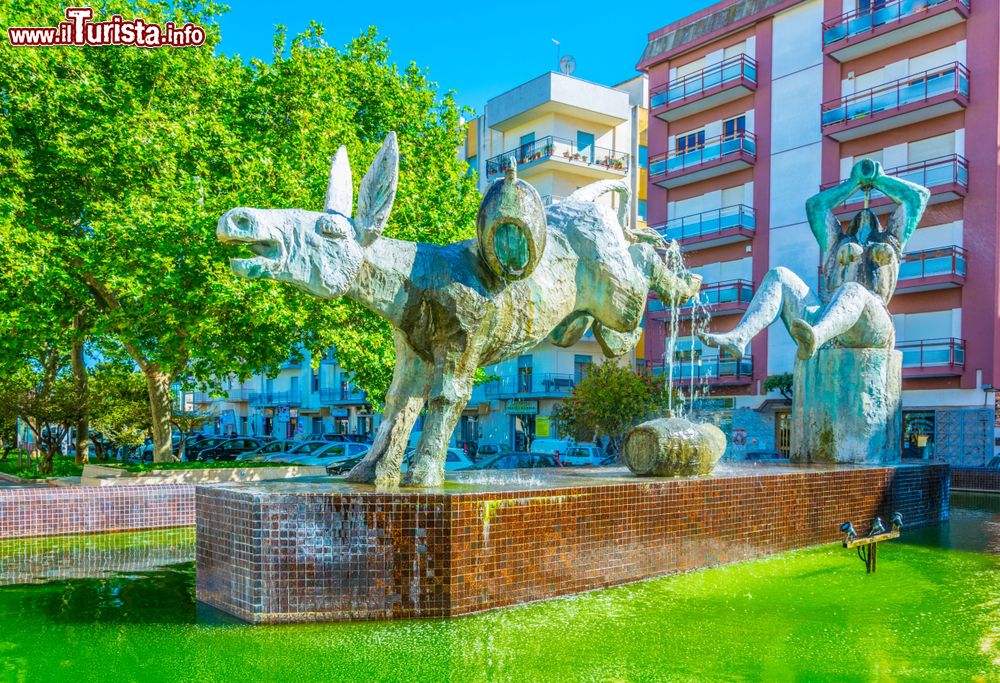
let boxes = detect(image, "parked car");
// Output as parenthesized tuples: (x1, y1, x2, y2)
(400, 448, 474, 473)
(987, 455, 1000, 469)
(184, 436, 233, 461)
(237, 440, 300, 462)
(288, 442, 370, 467)
(265, 440, 332, 463)
(474, 443, 511, 460)
(318, 433, 374, 444)
(528, 438, 575, 460)
(561, 444, 604, 466)
(198, 437, 269, 462)
(471, 453, 559, 470)
(326, 454, 366, 475)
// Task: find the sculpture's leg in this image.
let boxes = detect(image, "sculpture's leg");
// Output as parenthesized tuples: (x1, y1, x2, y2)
(699, 267, 820, 359)
(345, 334, 429, 487)
(400, 347, 477, 488)
(789, 283, 893, 360)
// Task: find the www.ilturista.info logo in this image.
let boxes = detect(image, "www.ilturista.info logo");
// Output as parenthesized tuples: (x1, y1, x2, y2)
(7, 7, 206, 48)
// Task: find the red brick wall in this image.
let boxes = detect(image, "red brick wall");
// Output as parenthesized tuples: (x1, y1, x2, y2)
(0, 485, 195, 540)
(196, 465, 948, 623)
(951, 467, 1000, 492)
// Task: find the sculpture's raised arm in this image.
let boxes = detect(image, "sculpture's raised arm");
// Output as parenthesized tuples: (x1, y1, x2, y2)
(871, 165, 931, 248)
(805, 169, 863, 256)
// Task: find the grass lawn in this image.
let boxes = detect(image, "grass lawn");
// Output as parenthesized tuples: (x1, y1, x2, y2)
(0, 455, 296, 479)
(0, 454, 84, 479)
(106, 461, 293, 473)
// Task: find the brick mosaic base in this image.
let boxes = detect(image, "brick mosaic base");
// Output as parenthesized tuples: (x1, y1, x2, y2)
(0, 485, 195, 540)
(952, 467, 1000, 492)
(195, 464, 949, 623)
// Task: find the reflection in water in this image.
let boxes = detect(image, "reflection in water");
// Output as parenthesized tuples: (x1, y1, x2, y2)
(0, 497, 994, 682)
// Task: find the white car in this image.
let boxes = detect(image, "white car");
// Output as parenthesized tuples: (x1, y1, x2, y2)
(264, 440, 330, 463)
(561, 444, 604, 466)
(289, 442, 370, 467)
(400, 448, 473, 473)
(237, 439, 299, 462)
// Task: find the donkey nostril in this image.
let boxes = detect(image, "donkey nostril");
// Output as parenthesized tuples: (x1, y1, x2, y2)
(229, 211, 254, 234)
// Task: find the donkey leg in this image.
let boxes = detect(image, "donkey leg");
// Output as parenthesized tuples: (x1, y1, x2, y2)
(401, 348, 477, 488)
(346, 335, 429, 486)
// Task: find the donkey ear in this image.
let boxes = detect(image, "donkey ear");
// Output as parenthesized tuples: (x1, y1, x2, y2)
(354, 132, 398, 246)
(324, 146, 353, 215)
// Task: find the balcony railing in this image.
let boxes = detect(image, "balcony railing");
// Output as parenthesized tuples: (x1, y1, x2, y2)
(897, 338, 965, 371)
(821, 63, 968, 128)
(647, 356, 754, 384)
(319, 386, 367, 404)
(281, 358, 302, 369)
(648, 279, 754, 316)
(485, 136, 629, 178)
(654, 204, 756, 244)
(484, 373, 577, 398)
(650, 131, 756, 178)
(898, 245, 966, 283)
(823, 0, 969, 47)
(248, 391, 303, 406)
(650, 54, 758, 109)
(191, 392, 212, 404)
(225, 388, 251, 402)
(821, 154, 968, 206)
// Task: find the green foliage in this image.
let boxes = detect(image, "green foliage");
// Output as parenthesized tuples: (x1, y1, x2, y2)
(1, 3, 479, 452)
(0, 455, 83, 480)
(764, 373, 794, 399)
(88, 365, 152, 459)
(552, 363, 672, 451)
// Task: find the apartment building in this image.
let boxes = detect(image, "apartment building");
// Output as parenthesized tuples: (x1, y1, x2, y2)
(182, 349, 380, 440)
(458, 71, 649, 449)
(639, 0, 998, 465)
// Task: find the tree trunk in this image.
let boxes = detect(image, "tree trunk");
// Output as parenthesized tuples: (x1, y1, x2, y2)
(144, 366, 177, 463)
(71, 327, 90, 465)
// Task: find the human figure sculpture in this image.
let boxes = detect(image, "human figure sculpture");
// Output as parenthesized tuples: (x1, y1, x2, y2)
(700, 159, 929, 360)
(217, 133, 701, 487)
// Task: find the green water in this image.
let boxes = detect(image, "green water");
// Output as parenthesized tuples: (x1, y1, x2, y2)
(0, 494, 996, 683)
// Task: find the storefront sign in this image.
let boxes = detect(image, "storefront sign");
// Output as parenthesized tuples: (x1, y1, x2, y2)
(505, 400, 538, 415)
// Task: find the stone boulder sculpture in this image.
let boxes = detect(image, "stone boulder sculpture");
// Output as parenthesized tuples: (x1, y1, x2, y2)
(699, 159, 930, 464)
(217, 133, 701, 487)
(621, 417, 726, 477)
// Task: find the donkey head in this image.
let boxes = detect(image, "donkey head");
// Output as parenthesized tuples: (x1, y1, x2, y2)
(217, 133, 399, 298)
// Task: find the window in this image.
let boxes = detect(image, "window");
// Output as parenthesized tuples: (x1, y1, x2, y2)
(519, 132, 535, 148)
(638, 145, 648, 169)
(311, 368, 319, 392)
(638, 199, 647, 222)
(576, 131, 595, 161)
(517, 355, 533, 392)
(857, 0, 887, 12)
(574, 355, 593, 384)
(723, 115, 746, 140)
(465, 155, 477, 177)
(676, 129, 705, 155)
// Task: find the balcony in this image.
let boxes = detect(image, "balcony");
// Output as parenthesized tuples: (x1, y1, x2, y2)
(898, 338, 965, 377)
(822, 154, 968, 216)
(485, 136, 629, 181)
(896, 246, 966, 292)
(191, 392, 213, 405)
(280, 358, 302, 370)
(821, 63, 968, 141)
(650, 131, 756, 189)
(823, 0, 969, 62)
(647, 279, 754, 319)
(483, 373, 577, 399)
(654, 204, 756, 251)
(248, 391, 302, 406)
(319, 386, 368, 405)
(650, 55, 758, 122)
(647, 357, 754, 386)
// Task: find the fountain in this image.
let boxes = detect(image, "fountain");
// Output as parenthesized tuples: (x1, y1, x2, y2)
(194, 144, 948, 624)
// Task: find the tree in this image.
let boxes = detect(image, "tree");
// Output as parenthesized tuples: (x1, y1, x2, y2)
(2, 5, 480, 462)
(552, 363, 672, 454)
(0, 352, 86, 474)
(764, 373, 793, 400)
(87, 365, 152, 462)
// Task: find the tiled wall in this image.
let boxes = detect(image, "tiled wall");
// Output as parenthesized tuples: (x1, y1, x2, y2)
(0, 485, 195, 540)
(196, 464, 949, 623)
(952, 467, 1000, 492)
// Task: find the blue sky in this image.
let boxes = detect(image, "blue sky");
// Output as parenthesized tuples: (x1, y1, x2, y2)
(216, 1, 714, 113)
